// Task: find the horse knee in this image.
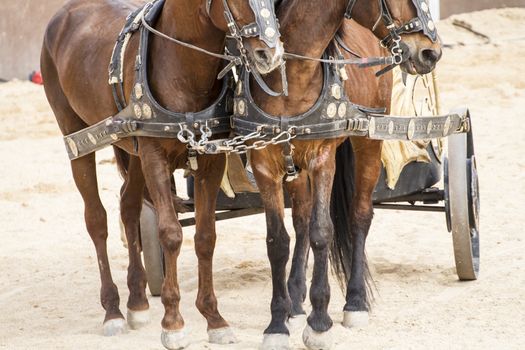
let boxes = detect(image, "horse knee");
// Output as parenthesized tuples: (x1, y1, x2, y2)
(309, 221, 333, 251)
(159, 223, 183, 253)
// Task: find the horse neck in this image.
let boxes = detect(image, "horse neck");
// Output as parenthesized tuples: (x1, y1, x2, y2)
(253, 0, 348, 115)
(147, 0, 226, 112)
(350, 0, 389, 39)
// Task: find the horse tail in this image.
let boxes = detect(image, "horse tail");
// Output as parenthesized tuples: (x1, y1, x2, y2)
(330, 139, 355, 290)
(329, 140, 374, 304)
(113, 146, 130, 179)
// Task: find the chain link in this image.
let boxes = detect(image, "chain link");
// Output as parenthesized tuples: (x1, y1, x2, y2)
(177, 122, 297, 155)
(228, 131, 296, 154)
(391, 38, 404, 65)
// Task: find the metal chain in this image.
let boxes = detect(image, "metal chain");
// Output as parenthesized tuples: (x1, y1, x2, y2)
(228, 131, 296, 154)
(177, 124, 296, 155)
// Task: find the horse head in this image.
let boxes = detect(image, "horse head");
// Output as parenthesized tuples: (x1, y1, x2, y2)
(348, 0, 442, 74)
(207, 0, 284, 74)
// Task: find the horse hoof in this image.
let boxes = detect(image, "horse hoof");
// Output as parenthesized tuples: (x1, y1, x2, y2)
(260, 334, 290, 350)
(286, 314, 307, 333)
(161, 327, 190, 350)
(342, 311, 369, 328)
(302, 325, 333, 350)
(127, 309, 150, 330)
(103, 318, 128, 336)
(208, 327, 238, 344)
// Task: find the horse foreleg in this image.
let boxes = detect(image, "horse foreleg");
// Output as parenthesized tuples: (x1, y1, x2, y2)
(303, 144, 336, 350)
(285, 172, 311, 328)
(252, 150, 292, 350)
(193, 155, 237, 345)
(343, 138, 382, 328)
(71, 154, 126, 335)
(119, 154, 150, 330)
(139, 142, 187, 350)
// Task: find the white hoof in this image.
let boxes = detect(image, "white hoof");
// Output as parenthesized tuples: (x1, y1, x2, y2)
(342, 311, 369, 328)
(286, 314, 307, 333)
(103, 318, 128, 336)
(208, 327, 238, 344)
(260, 333, 290, 350)
(161, 327, 190, 350)
(127, 309, 150, 330)
(302, 325, 333, 350)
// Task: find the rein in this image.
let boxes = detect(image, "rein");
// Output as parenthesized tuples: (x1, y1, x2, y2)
(140, 13, 238, 64)
(283, 51, 395, 69)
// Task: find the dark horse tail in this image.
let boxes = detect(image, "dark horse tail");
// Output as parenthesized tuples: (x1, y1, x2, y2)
(329, 140, 374, 303)
(113, 146, 130, 179)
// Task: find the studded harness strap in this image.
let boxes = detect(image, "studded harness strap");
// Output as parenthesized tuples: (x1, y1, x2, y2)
(231, 59, 382, 140)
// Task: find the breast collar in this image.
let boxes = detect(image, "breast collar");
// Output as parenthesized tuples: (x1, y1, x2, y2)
(231, 54, 385, 140)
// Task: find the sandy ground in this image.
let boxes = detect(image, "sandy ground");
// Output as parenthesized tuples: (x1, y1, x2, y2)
(1, 8, 525, 350)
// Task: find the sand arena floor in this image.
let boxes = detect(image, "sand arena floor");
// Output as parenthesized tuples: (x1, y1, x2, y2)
(1, 8, 524, 350)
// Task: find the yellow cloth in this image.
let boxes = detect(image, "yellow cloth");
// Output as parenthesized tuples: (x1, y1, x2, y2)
(381, 68, 436, 189)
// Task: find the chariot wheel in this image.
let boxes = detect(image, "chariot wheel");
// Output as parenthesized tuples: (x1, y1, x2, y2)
(444, 111, 480, 280)
(140, 200, 164, 296)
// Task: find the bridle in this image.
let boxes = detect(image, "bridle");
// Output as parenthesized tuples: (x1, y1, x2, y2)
(345, 0, 438, 72)
(207, 0, 289, 97)
(207, 0, 281, 49)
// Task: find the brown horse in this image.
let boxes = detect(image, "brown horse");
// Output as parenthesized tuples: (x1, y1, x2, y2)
(245, 0, 442, 349)
(329, 7, 444, 330)
(41, 0, 283, 348)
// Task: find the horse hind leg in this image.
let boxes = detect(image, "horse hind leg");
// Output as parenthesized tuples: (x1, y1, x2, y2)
(193, 155, 237, 345)
(343, 138, 382, 328)
(41, 55, 126, 335)
(118, 154, 150, 330)
(72, 153, 127, 335)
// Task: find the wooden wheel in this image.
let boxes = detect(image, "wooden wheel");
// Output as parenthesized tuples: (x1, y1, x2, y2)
(444, 111, 480, 280)
(140, 200, 164, 296)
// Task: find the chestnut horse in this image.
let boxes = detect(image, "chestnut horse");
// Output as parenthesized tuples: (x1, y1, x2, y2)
(329, 6, 444, 330)
(41, 0, 283, 348)
(247, 0, 442, 349)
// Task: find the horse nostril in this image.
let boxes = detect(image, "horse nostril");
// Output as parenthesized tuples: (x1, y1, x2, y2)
(420, 48, 441, 64)
(254, 48, 272, 63)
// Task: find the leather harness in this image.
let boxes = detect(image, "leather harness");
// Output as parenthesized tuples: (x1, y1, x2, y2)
(65, 1, 234, 160)
(231, 49, 468, 143)
(63, 0, 470, 174)
(232, 54, 382, 140)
